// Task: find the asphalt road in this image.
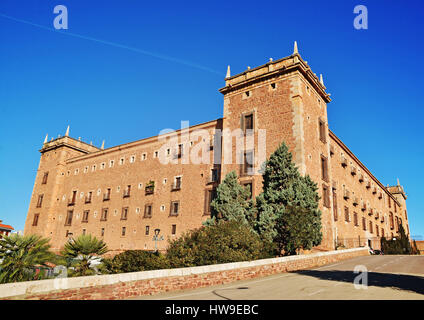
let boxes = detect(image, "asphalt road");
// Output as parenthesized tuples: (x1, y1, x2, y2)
(131, 255, 424, 300)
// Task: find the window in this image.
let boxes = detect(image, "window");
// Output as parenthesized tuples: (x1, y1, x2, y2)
(123, 185, 131, 198)
(376, 226, 380, 237)
(119, 158, 125, 165)
(395, 216, 399, 232)
(121, 227, 126, 236)
(85, 191, 92, 204)
(100, 163, 105, 170)
(323, 185, 330, 208)
(353, 212, 358, 226)
(42, 172, 49, 184)
(171, 224, 177, 235)
(154, 151, 158, 158)
(204, 189, 217, 215)
(145, 226, 150, 235)
(242, 151, 254, 175)
(319, 119, 326, 143)
(177, 144, 183, 158)
(172, 177, 182, 191)
(362, 217, 366, 231)
(103, 188, 111, 201)
(144, 204, 152, 218)
(332, 188, 338, 221)
(101, 208, 108, 221)
(142, 153, 147, 161)
(211, 168, 219, 182)
(101, 228, 105, 237)
(369, 221, 373, 234)
(130, 155, 135, 163)
(170, 201, 179, 216)
(243, 113, 254, 135)
(271, 83, 276, 90)
(121, 207, 129, 220)
(65, 210, 73, 226)
(389, 212, 394, 229)
(321, 155, 329, 182)
(381, 228, 385, 238)
(82, 210, 89, 222)
(82, 229, 86, 235)
(32, 213, 39, 226)
(36, 194, 44, 208)
(92, 165, 96, 172)
(344, 206, 350, 222)
(109, 160, 114, 167)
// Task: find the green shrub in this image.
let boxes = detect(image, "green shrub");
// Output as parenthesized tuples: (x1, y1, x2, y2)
(101, 250, 169, 274)
(166, 220, 275, 268)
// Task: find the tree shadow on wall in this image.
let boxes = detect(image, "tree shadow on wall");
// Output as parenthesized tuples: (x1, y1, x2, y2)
(293, 270, 424, 296)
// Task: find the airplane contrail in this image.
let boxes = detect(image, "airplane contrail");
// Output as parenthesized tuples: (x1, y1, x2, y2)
(0, 12, 222, 75)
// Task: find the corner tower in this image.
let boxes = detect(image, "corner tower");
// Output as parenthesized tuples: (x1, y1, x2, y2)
(219, 42, 335, 250)
(24, 128, 100, 240)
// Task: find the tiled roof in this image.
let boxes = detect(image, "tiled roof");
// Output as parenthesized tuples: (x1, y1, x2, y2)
(0, 224, 14, 231)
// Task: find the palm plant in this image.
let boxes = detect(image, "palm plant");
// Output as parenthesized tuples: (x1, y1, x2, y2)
(0, 234, 55, 283)
(61, 234, 108, 276)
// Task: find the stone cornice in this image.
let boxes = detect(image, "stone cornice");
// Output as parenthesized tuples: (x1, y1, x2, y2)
(219, 54, 331, 103)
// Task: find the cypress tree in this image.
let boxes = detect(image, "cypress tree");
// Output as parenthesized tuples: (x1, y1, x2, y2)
(254, 142, 322, 255)
(203, 171, 252, 226)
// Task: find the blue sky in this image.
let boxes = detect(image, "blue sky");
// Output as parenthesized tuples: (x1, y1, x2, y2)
(0, 0, 423, 239)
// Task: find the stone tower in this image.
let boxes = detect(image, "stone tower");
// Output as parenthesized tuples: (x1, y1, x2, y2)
(219, 42, 334, 249)
(24, 128, 100, 240)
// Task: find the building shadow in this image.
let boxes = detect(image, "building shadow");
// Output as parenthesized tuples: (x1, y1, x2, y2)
(293, 270, 424, 295)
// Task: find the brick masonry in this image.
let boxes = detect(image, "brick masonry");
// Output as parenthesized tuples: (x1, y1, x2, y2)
(0, 247, 368, 300)
(23, 47, 411, 254)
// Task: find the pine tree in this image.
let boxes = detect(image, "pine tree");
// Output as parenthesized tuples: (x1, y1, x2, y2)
(203, 171, 252, 226)
(254, 142, 322, 255)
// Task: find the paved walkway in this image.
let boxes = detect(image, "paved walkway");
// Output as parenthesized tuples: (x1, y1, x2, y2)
(130, 255, 424, 300)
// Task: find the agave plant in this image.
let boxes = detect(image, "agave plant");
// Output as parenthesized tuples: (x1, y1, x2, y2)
(61, 234, 108, 276)
(0, 234, 55, 283)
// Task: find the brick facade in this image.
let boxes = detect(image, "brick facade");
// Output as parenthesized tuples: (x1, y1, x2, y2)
(23, 45, 410, 253)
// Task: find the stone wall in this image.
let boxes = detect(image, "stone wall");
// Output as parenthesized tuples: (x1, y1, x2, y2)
(0, 247, 368, 300)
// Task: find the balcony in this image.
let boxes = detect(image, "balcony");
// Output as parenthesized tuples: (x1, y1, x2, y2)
(145, 183, 155, 195)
